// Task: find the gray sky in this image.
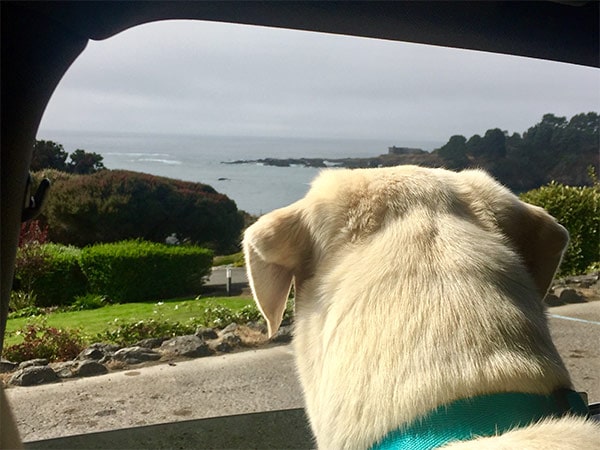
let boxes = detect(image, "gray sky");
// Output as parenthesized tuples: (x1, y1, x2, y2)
(39, 20, 599, 142)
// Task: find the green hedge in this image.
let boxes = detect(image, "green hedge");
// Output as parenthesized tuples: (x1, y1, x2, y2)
(36, 169, 244, 253)
(520, 180, 599, 276)
(17, 244, 88, 307)
(80, 240, 213, 302)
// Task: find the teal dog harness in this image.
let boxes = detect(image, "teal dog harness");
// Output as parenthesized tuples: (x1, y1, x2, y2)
(370, 390, 588, 450)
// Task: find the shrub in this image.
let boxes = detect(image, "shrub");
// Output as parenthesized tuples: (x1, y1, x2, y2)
(202, 304, 237, 328)
(14, 238, 88, 307)
(520, 177, 599, 276)
(98, 318, 197, 347)
(13, 221, 50, 295)
(29, 244, 88, 307)
(80, 240, 213, 303)
(8, 306, 45, 319)
(36, 169, 244, 253)
(2, 319, 84, 363)
(9, 290, 38, 313)
(235, 304, 264, 323)
(70, 294, 109, 311)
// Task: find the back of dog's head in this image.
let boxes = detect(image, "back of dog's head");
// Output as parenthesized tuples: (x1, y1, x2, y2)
(243, 165, 568, 336)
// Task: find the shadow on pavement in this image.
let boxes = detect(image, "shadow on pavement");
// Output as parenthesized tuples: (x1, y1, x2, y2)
(25, 408, 314, 449)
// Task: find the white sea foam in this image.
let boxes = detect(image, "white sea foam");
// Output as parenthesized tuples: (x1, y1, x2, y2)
(138, 158, 182, 165)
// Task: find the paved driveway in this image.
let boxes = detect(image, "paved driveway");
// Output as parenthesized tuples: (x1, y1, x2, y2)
(7, 344, 303, 443)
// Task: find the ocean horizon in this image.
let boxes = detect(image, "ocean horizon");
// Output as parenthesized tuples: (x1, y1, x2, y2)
(36, 129, 444, 215)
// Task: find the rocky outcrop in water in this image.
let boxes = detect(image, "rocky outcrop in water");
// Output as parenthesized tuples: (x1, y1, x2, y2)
(222, 152, 444, 169)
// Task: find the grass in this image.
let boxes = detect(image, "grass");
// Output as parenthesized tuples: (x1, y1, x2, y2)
(213, 252, 245, 267)
(4, 296, 254, 347)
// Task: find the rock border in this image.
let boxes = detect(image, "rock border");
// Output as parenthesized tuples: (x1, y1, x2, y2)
(544, 273, 599, 307)
(2, 322, 294, 387)
(2, 273, 597, 387)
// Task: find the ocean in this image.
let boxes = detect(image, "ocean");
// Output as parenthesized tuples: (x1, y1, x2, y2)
(36, 130, 442, 215)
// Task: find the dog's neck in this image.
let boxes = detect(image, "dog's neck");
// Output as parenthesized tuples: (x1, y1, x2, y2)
(369, 390, 588, 450)
(293, 236, 572, 449)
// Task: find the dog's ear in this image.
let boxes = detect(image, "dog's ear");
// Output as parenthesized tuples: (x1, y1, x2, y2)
(498, 200, 569, 298)
(460, 170, 569, 298)
(243, 205, 308, 337)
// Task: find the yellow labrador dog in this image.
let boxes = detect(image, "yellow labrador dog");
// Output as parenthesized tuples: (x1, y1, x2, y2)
(243, 166, 599, 449)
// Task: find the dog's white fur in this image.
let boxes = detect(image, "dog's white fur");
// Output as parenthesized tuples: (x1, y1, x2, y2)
(243, 166, 600, 449)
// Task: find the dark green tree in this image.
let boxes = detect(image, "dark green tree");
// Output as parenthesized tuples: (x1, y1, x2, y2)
(567, 112, 598, 134)
(480, 128, 506, 160)
(31, 140, 68, 171)
(436, 135, 468, 169)
(465, 134, 484, 158)
(68, 149, 106, 174)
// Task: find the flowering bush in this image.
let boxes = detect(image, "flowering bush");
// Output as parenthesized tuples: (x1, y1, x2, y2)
(2, 319, 84, 362)
(13, 221, 49, 295)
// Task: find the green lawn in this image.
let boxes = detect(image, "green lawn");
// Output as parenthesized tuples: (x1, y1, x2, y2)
(4, 296, 254, 347)
(213, 252, 245, 267)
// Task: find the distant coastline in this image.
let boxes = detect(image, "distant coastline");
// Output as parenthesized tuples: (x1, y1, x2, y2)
(222, 146, 443, 169)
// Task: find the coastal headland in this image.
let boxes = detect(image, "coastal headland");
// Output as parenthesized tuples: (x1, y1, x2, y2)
(222, 147, 443, 169)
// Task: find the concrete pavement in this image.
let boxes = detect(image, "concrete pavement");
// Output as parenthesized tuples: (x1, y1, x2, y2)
(6, 344, 303, 443)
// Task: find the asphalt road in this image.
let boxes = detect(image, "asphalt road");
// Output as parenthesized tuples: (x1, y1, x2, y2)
(4, 302, 599, 444)
(205, 267, 249, 287)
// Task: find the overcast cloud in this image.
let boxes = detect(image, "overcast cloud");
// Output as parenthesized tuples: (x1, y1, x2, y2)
(39, 20, 599, 142)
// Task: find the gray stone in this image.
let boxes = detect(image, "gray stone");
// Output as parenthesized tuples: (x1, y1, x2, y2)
(215, 332, 242, 353)
(544, 294, 563, 307)
(0, 359, 18, 373)
(222, 332, 241, 346)
(160, 335, 214, 358)
(18, 358, 49, 369)
(246, 321, 268, 333)
(564, 273, 598, 286)
(556, 287, 586, 304)
(10, 365, 58, 386)
(221, 323, 238, 334)
(74, 360, 108, 377)
(195, 327, 218, 340)
(78, 343, 120, 362)
(215, 341, 233, 353)
(572, 274, 599, 288)
(271, 325, 294, 343)
(77, 346, 104, 361)
(53, 361, 77, 378)
(135, 337, 167, 349)
(112, 346, 161, 365)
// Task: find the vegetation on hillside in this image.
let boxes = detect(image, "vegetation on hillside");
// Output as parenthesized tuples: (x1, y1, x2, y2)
(32, 140, 105, 174)
(434, 112, 599, 192)
(33, 169, 244, 253)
